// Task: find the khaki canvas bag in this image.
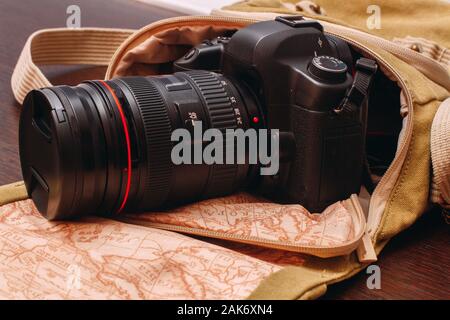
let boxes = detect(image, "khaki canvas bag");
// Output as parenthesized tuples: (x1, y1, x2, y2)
(1, 10, 448, 299)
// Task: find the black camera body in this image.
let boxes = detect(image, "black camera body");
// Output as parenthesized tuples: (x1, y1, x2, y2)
(175, 16, 373, 211)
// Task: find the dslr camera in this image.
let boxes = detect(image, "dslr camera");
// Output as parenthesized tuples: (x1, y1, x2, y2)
(19, 16, 377, 220)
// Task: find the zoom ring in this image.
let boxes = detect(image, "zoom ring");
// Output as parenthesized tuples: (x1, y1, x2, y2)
(185, 71, 238, 130)
(120, 77, 172, 208)
(184, 71, 239, 197)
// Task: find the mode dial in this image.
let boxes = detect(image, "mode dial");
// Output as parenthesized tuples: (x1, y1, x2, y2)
(309, 55, 347, 82)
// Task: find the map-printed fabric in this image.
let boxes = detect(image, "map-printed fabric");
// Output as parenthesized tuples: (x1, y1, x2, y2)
(126, 193, 357, 248)
(0, 194, 358, 299)
(0, 200, 280, 299)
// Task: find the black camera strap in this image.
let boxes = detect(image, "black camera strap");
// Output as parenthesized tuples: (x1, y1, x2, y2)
(334, 57, 378, 115)
(334, 58, 378, 193)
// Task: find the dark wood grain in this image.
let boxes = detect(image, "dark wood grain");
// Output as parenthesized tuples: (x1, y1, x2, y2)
(0, 0, 448, 300)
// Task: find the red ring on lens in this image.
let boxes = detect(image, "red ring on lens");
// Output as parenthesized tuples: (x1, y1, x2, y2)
(99, 80, 131, 213)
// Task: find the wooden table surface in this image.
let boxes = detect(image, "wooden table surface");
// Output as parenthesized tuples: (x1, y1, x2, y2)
(0, 0, 448, 300)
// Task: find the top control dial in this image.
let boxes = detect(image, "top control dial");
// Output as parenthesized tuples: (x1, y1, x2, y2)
(309, 55, 347, 82)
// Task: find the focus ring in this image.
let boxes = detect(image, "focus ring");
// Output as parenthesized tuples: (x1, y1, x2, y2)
(184, 71, 239, 197)
(185, 71, 237, 130)
(120, 77, 172, 208)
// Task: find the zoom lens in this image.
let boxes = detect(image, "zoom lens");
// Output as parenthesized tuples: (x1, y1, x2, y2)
(19, 71, 262, 220)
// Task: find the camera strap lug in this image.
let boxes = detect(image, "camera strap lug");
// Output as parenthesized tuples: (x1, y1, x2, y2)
(334, 57, 378, 115)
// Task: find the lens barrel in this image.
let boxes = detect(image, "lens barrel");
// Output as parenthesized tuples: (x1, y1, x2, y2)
(19, 71, 261, 220)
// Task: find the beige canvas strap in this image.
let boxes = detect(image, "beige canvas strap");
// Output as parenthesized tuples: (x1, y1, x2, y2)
(430, 98, 450, 209)
(11, 27, 135, 104)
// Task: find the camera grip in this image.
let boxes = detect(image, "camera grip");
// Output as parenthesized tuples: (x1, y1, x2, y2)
(285, 105, 364, 212)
